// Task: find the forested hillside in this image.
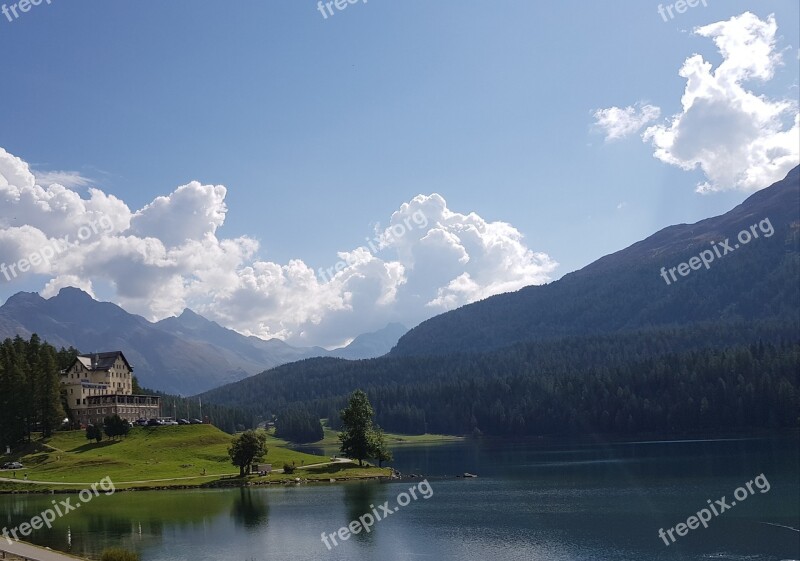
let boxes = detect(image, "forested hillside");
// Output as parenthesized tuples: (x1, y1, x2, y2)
(391, 166, 800, 357)
(201, 321, 800, 436)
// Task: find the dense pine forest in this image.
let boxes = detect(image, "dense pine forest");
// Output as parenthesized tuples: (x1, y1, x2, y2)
(0, 335, 77, 448)
(274, 405, 324, 443)
(202, 321, 800, 437)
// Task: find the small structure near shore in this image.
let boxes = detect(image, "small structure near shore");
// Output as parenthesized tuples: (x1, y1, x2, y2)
(251, 463, 272, 475)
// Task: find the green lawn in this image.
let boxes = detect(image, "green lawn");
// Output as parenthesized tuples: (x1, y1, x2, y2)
(310, 423, 463, 448)
(0, 425, 370, 491)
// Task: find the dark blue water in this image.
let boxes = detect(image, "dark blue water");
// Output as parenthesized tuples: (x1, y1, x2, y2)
(1, 436, 798, 560)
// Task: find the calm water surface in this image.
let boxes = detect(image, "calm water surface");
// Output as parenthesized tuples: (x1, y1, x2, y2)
(1, 436, 798, 561)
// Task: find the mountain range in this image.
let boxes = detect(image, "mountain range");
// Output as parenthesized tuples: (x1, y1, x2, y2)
(0, 289, 407, 394)
(2, 166, 798, 402)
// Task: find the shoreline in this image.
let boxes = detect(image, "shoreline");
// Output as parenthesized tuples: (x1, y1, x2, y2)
(0, 540, 88, 561)
(0, 472, 474, 496)
(0, 468, 394, 495)
(0, 478, 392, 495)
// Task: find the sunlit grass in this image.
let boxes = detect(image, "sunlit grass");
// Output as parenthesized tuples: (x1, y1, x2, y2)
(310, 421, 463, 448)
(3, 425, 325, 488)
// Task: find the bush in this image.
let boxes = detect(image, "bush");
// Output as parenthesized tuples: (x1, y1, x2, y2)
(101, 548, 139, 561)
(283, 462, 295, 474)
(104, 415, 130, 439)
(85, 424, 102, 443)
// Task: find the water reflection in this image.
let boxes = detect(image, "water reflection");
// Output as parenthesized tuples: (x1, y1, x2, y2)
(230, 488, 269, 529)
(1, 438, 797, 561)
(0, 489, 236, 559)
(343, 481, 379, 543)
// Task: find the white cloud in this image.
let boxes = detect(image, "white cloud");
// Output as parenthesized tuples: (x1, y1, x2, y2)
(0, 148, 131, 237)
(593, 103, 661, 141)
(33, 170, 93, 190)
(42, 275, 95, 299)
(596, 12, 799, 193)
(644, 12, 799, 193)
(0, 148, 558, 348)
(130, 182, 229, 248)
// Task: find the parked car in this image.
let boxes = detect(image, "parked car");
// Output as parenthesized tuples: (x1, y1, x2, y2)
(178, 419, 190, 425)
(190, 419, 203, 425)
(164, 420, 179, 426)
(147, 418, 162, 427)
(134, 418, 149, 427)
(2, 462, 23, 470)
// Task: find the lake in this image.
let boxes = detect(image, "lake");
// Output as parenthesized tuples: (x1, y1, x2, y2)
(1, 436, 798, 561)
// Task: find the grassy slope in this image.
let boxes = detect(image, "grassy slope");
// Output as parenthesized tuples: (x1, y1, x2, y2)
(1, 425, 386, 491)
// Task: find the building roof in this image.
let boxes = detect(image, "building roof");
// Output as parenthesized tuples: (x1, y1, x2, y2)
(71, 351, 133, 372)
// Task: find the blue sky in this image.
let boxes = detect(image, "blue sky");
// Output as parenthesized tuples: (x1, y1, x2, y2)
(0, 0, 798, 347)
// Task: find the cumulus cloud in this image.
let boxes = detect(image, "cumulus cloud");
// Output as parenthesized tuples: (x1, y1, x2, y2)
(597, 12, 799, 193)
(593, 103, 661, 141)
(0, 147, 557, 348)
(130, 182, 229, 247)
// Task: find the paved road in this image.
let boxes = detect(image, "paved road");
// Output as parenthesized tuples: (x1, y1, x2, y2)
(0, 540, 86, 561)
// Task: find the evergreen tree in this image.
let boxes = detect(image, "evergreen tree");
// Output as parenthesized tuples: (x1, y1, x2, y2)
(0, 340, 28, 449)
(370, 427, 393, 467)
(339, 390, 375, 466)
(37, 345, 65, 437)
(103, 415, 130, 440)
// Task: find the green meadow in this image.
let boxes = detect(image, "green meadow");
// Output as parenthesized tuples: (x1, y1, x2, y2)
(1, 425, 387, 492)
